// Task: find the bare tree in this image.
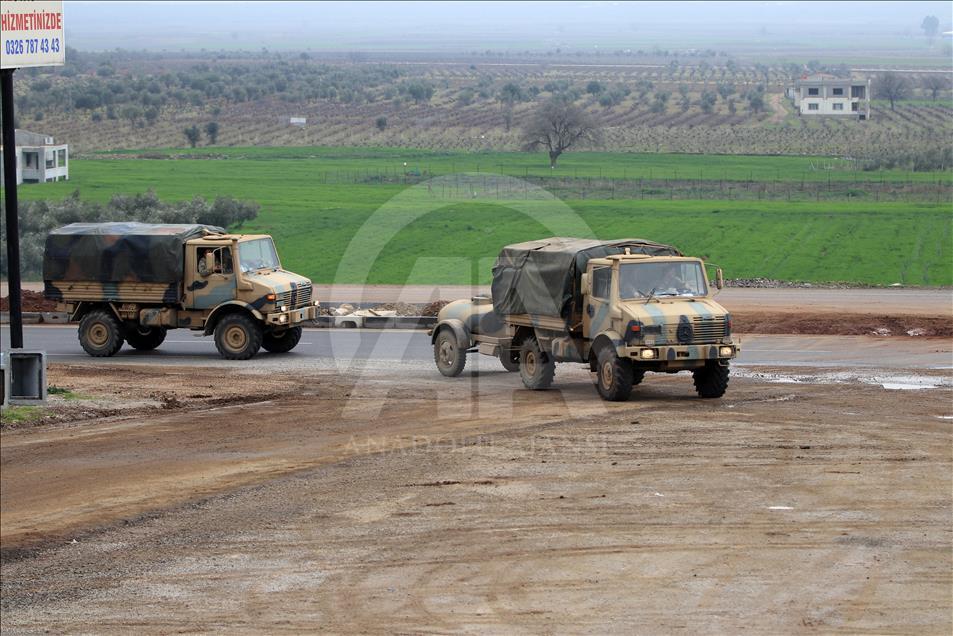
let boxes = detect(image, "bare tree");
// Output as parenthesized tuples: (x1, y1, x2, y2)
(877, 72, 910, 111)
(922, 74, 948, 102)
(522, 98, 600, 168)
(921, 15, 940, 39)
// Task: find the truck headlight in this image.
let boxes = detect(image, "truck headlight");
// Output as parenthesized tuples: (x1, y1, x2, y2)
(279, 315, 288, 324)
(640, 349, 656, 359)
(719, 346, 734, 357)
(279, 305, 286, 312)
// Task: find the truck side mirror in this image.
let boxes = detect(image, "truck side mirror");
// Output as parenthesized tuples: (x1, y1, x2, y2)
(715, 268, 724, 290)
(202, 252, 215, 277)
(580, 273, 591, 296)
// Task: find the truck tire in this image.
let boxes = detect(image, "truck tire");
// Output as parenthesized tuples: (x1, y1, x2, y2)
(434, 328, 466, 377)
(214, 313, 263, 360)
(125, 326, 167, 351)
(519, 338, 555, 390)
(499, 347, 520, 372)
(632, 369, 646, 386)
(78, 309, 124, 357)
(693, 362, 730, 398)
(262, 326, 302, 353)
(595, 348, 634, 402)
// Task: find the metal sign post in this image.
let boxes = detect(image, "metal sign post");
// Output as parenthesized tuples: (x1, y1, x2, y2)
(1, 0, 66, 349)
(1, 69, 23, 347)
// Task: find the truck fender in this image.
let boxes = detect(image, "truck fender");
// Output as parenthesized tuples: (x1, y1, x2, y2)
(204, 301, 264, 335)
(70, 301, 122, 323)
(431, 318, 471, 349)
(590, 331, 626, 361)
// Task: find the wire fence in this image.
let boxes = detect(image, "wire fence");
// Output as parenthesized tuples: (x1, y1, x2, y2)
(313, 169, 952, 203)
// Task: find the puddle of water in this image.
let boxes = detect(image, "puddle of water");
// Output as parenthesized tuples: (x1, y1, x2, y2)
(881, 382, 937, 390)
(734, 368, 952, 391)
(937, 415, 953, 420)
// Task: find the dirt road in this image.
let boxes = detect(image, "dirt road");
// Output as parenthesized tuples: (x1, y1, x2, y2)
(2, 349, 951, 633)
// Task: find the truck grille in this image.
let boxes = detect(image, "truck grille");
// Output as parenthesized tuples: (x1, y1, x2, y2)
(275, 283, 312, 309)
(650, 316, 728, 344)
(690, 316, 729, 342)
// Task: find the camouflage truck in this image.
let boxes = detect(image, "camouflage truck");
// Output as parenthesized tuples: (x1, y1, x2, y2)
(43, 223, 319, 360)
(431, 237, 738, 401)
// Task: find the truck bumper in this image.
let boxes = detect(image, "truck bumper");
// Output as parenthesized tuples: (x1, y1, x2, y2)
(265, 305, 318, 327)
(622, 342, 739, 363)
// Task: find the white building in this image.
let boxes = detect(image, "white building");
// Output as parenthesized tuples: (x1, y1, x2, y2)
(792, 73, 872, 120)
(0, 129, 69, 186)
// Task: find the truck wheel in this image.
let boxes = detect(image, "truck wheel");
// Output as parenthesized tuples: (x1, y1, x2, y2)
(78, 309, 124, 357)
(214, 313, 263, 360)
(632, 369, 646, 386)
(499, 347, 520, 372)
(434, 328, 466, 377)
(519, 338, 555, 390)
(693, 362, 730, 398)
(262, 326, 302, 353)
(595, 348, 634, 401)
(125, 327, 167, 351)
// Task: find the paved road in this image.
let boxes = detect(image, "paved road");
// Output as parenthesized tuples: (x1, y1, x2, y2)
(5, 283, 952, 315)
(3, 325, 950, 370)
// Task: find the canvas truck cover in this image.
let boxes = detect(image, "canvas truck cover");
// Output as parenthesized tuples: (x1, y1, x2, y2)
(43, 222, 225, 283)
(491, 237, 681, 320)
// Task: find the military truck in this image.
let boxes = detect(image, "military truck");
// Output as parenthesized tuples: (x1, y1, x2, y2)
(431, 237, 738, 401)
(43, 223, 319, 360)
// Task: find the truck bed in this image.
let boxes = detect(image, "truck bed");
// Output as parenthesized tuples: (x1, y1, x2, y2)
(503, 313, 580, 333)
(45, 280, 182, 305)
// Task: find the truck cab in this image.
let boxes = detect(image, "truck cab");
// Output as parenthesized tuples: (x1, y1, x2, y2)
(579, 253, 737, 398)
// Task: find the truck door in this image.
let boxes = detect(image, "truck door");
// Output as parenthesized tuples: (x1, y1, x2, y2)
(583, 265, 612, 337)
(187, 245, 237, 310)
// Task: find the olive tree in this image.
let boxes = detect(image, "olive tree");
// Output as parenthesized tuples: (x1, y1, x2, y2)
(521, 97, 600, 168)
(876, 72, 910, 111)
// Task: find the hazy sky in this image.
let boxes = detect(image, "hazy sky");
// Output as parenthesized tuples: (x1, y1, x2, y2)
(61, 1, 953, 51)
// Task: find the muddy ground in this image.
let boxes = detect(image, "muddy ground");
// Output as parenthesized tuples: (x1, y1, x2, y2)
(2, 355, 951, 633)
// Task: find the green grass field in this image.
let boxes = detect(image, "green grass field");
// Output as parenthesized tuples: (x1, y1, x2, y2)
(93, 147, 953, 184)
(12, 148, 953, 286)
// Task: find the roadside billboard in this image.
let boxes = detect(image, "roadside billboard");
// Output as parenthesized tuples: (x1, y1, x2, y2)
(1, 1, 65, 69)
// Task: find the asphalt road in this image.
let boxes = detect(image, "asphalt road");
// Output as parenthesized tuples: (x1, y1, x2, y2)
(3, 325, 951, 370)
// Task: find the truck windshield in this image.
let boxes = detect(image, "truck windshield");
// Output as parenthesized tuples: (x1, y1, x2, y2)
(239, 238, 280, 272)
(619, 262, 708, 299)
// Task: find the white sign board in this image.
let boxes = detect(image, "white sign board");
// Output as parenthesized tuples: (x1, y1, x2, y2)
(1, 1, 65, 69)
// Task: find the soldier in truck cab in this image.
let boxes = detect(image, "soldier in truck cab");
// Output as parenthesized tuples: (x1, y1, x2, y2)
(197, 247, 232, 276)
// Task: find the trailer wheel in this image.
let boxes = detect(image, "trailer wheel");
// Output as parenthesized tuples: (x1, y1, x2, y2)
(499, 347, 520, 372)
(78, 309, 124, 357)
(214, 312, 263, 360)
(262, 326, 302, 353)
(125, 326, 167, 351)
(595, 348, 634, 401)
(693, 361, 730, 398)
(434, 328, 466, 377)
(519, 338, 555, 390)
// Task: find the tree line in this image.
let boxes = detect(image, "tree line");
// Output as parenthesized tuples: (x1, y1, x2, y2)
(0, 191, 260, 279)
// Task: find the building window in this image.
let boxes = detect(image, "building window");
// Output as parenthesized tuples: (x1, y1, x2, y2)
(808, 103, 819, 111)
(832, 103, 844, 111)
(57, 149, 66, 167)
(46, 156, 55, 169)
(832, 87, 844, 96)
(808, 87, 819, 96)
(851, 85, 865, 98)
(851, 102, 859, 112)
